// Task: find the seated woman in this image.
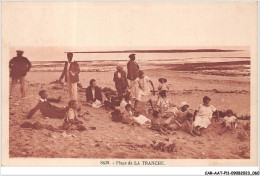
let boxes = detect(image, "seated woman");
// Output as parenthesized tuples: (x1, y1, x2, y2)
(85, 79, 103, 108)
(164, 102, 195, 136)
(156, 90, 177, 118)
(122, 104, 151, 126)
(193, 96, 217, 136)
(27, 90, 65, 119)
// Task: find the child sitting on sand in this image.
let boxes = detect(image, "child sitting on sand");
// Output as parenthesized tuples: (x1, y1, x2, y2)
(103, 92, 115, 111)
(219, 109, 237, 135)
(158, 78, 169, 99)
(122, 104, 135, 125)
(63, 100, 86, 131)
(122, 104, 151, 125)
(150, 110, 170, 134)
(119, 92, 132, 113)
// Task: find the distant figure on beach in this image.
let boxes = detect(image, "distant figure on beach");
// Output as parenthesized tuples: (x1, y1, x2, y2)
(9, 50, 31, 98)
(85, 79, 103, 107)
(127, 54, 139, 99)
(193, 96, 217, 136)
(59, 53, 80, 100)
(27, 90, 65, 119)
(113, 66, 128, 99)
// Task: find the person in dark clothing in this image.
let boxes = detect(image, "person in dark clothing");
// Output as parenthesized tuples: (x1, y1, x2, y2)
(27, 90, 65, 119)
(59, 53, 80, 101)
(9, 50, 31, 98)
(85, 79, 103, 104)
(113, 66, 128, 98)
(127, 54, 139, 81)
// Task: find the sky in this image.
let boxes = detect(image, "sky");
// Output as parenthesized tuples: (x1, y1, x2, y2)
(2, 2, 257, 61)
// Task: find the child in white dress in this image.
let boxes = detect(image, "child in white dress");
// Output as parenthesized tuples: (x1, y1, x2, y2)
(194, 96, 216, 135)
(133, 70, 155, 109)
(157, 78, 170, 99)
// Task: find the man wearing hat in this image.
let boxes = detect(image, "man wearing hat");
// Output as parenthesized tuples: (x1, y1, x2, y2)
(27, 90, 65, 119)
(9, 50, 31, 98)
(59, 52, 80, 100)
(127, 54, 139, 81)
(113, 65, 128, 98)
(127, 54, 139, 100)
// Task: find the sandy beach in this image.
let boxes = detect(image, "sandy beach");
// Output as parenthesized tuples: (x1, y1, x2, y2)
(9, 63, 250, 159)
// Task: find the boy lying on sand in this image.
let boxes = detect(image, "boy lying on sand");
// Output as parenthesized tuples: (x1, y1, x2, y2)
(27, 90, 65, 119)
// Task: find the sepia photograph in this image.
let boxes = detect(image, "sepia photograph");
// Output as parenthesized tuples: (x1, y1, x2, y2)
(1, 1, 258, 168)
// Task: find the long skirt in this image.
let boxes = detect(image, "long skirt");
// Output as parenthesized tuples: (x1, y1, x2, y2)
(193, 115, 211, 128)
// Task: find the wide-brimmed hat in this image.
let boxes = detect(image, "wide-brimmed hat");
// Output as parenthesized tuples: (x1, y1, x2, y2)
(179, 101, 189, 109)
(158, 78, 167, 83)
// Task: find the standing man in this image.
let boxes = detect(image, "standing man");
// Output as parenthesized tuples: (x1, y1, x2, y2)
(59, 53, 80, 101)
(127, 54, 139, 101)
(9, 50, 31, 98)
(127, 54, 139, 81)
(113, 66, 128, 99)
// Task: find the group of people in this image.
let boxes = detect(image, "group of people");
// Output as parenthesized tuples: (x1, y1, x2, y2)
(9, 50, 238, 135)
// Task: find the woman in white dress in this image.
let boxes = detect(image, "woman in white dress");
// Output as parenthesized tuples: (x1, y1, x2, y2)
(131, 70, 155, 110)
(193, 96, 216, 135)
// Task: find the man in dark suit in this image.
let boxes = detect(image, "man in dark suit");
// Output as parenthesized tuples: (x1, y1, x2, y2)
(127, 54, 139, 81)
(113, 66, 128, 98)
(127, 54, 139, 100)
(59, 53, 80, 100)
(9, 50, 31, 98)
(27, 90, 65, 119)
(85, 79, 102, 104)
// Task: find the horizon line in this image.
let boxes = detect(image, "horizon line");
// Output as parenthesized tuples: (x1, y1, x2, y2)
(64, 49, 242, 54)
